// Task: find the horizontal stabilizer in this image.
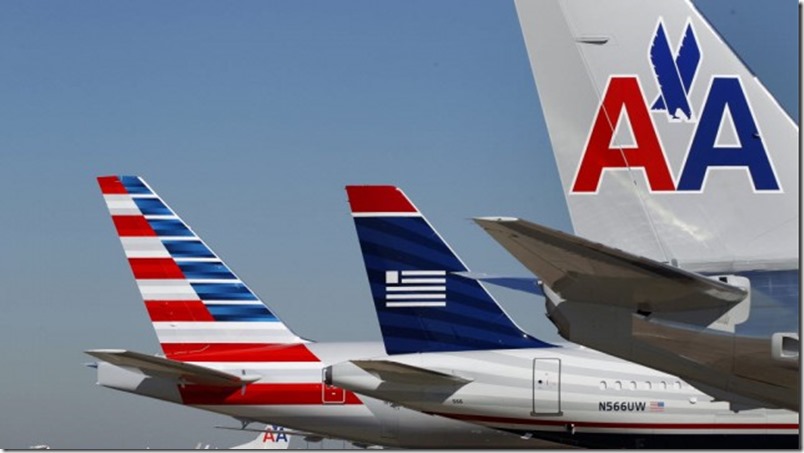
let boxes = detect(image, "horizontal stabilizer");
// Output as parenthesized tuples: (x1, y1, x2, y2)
(454, 272, 544, 296)
(474, 217, 747, 313)
(351, 360, 472, 386)
(85, 349, 259, 387)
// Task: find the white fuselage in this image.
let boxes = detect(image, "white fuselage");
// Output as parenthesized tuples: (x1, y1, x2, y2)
(329, 343, 799, 448)
(94, 341, 565, 449)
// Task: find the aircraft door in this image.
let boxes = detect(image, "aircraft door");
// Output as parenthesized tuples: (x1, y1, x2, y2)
(532, 358, 561, 415)
(321, 367, 346, 404)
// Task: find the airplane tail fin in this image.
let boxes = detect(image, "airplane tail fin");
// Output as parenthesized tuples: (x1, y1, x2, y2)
(515, 0, 797, 271)
(97, 176, 308, 359)
(346, 185, 552, 355)
(230, 427, 291, 450)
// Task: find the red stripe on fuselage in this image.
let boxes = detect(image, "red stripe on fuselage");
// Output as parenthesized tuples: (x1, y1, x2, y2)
(98, 176, 127, 194)
(346, 185, 417, 213)
(129, 258, 185, 279)
(179, 383, 362, 405)
(145, 300, 214, 322)
(162, 343, 320, 362)
(432, 411, 798, 431)
(112, 216, 156, 237)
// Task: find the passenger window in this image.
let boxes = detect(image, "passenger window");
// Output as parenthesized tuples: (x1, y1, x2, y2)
(660, 381, 667, 390)
(674, 381, 682, 390)
(614, 380, 622, 390)
(599, 381, 607, 390)
(644, 381, 652, 390)
(629, 381, 636, 390)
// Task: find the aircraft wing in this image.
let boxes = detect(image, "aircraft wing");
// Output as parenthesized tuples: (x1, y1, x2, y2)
(351, 360, 472, 386)
(85, 349, 259, 387)
(473, 217, 747, 313)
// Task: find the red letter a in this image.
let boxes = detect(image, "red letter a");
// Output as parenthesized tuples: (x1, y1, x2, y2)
(572, 77, 675, 192)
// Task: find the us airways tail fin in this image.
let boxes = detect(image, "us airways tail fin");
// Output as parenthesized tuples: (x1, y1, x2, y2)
(97, 176, 308, 359)
(346, 185, 552, 355)
(515, 0, 797, 272)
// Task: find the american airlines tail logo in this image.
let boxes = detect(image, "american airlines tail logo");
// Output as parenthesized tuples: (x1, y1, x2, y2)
(262, 426, 289, 443)
(385, 270, 446, 308)
(572, 18, 780, 194)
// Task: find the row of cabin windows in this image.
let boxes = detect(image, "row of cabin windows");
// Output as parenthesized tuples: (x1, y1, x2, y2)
(599, 380, 682, 391)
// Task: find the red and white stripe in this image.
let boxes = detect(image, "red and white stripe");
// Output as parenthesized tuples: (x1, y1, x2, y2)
(98, 176, 309, 357)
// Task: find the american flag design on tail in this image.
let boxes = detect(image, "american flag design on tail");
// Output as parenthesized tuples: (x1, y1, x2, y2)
(347, 185, 554, 355)
(385, 270, 447, 307)
(97, 176, 306, 358)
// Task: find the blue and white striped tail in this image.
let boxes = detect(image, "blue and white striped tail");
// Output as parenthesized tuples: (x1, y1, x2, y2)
(98, 176, 304, 355)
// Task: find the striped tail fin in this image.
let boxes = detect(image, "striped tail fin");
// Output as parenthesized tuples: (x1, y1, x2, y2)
(97, 176, 308, 359)
(346, 185, 553, 355)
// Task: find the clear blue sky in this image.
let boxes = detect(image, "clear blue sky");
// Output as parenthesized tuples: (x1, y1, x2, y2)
(0, 0, 797, 448)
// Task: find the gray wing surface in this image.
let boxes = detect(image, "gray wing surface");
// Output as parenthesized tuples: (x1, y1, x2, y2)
(86, 349, 259, 386)
(473, 217, 746, 313)
(351, 360, 472, 386)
